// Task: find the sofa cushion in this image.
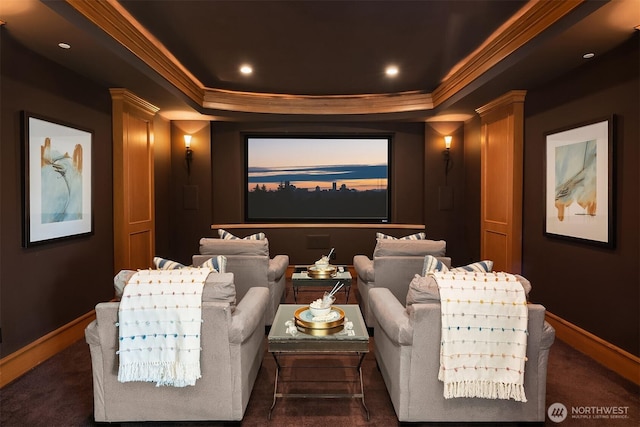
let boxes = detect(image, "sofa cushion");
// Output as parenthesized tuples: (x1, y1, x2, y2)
(373, 238, 446, 258)
(422, 254, 493, 275)
(218, 228, 266, 240)
(202, 272, 237, 311)
(200, 237, 269, 256)
(114, 270, 236, 310)
(406, 274, 441, 311)
(376, 231, 426, 240)
(406, 272, 532, 310)
(153, 255, 226, 273)
(114, 269, 136, 299)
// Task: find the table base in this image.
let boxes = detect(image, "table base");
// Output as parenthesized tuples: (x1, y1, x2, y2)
(268, 352, 369, 420)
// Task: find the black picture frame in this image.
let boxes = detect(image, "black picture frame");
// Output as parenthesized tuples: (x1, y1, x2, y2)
(243, 134, 392, 223)
(22, 112, 94, 247)
(543, 116, 615, 248)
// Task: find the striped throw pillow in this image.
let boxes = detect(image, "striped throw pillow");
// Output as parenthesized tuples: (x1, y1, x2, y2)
(376, 232, 426, 240)
(153, 257, 186, 270)
(451, 260, 493, 273)
(422, 255, 449, 275)
(218, 228, 266, 240)
(202, 255, 227, 273)
(422, 255, 493, 275)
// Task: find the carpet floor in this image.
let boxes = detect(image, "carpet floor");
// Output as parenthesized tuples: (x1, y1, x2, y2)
(1, 279, 638, 426)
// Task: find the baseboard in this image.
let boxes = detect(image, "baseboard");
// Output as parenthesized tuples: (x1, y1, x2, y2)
(546, 311, 639, 385)
(1, 307, 637, 388)
(0, 310, 96, 388)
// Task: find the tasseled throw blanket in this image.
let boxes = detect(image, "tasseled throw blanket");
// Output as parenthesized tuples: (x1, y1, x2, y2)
(432, 271, 528, 402)
(117, 268, 209, 387)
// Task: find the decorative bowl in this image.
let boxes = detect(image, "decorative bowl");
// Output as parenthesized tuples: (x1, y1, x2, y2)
(309, 294, 336, 317)
(307, 265, 337, 278)
(309, 305, 331, 317)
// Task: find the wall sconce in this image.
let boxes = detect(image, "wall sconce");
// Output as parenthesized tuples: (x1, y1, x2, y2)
(443, 135, 453, 184)
(184, 135, 193, 176)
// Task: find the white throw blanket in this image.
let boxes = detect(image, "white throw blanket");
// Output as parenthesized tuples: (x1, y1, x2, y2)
(433, 271, 528, 401)
(117, 268, 208, 387)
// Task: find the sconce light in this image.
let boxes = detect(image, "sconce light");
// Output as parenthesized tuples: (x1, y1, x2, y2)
(442, 135, 453, 184)
(184, 135, 193, 176)
(444, 135, 452, 150)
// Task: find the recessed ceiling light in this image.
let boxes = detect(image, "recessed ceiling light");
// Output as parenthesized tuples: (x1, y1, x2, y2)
(583, 52, 595, 59)
(58, 42, 71, 49)
(385, 65, 399, 77)
(240, 65, 253, 75)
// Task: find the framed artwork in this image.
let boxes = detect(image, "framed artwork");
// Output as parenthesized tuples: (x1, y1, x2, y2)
(22, 112, 93, 247)
(544, 116, 614, 248)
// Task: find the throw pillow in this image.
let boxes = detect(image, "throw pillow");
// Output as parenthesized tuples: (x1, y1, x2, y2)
(153, 256, 186, 270)
(421, 255, 493, 275)
(451, 260, 493, 273)
(114, 269, 136, 299)
(376, 232, 426, 240)
(218, 228, 266, 240)
(201, 255, 227, 273)
(421, 254, 449, 275)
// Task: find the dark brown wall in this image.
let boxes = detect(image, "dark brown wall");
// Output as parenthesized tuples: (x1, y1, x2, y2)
(153, 116, 171, 258)
(162, 121, 472, 266)
(0, 33, 114, 356)
(522, 34, 639, 355)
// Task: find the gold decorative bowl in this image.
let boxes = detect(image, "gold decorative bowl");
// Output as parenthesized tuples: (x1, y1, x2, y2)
(294, 306, 345, 330)
(307, 265, 337, 279)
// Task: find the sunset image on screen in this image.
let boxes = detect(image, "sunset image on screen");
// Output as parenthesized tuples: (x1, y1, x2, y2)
(246, 136, 390, 221)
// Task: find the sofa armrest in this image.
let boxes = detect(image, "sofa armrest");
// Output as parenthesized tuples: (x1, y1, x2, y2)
(229, 287, 270, 344)
(268, 255, 289, 282)
(353, 255, 374, 282)
(540, 321, 556, 350)
(369, 288, 413, 345)
(85, 319, 100, 346)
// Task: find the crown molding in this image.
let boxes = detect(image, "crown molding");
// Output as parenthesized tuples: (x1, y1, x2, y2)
(433, 0, 584, 108)
(67, 0, 204, 105)
(66, 0, 582, 117)
(202, 88, 433, 115)
(109, 88, 160, 115)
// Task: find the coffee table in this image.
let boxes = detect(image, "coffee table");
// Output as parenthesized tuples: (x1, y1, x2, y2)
(267, 304, 370, 420)
(291, 265, 352, 303)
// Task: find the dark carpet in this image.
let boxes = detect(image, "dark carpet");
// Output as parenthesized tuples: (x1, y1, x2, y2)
(2, 280, 638, 426)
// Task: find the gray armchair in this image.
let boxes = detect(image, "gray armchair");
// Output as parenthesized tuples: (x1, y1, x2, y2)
(353, 238, 450, 326)
(193, 237, 288, 326)
(369, 286, 555, 422)
(85, 273, 268, 422)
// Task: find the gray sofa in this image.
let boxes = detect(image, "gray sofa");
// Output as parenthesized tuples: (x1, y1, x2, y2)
(370, 286, 555, 422)
(353, 238, 451, 326)
(85, 273, 268, 422)
(193, 237, 288, 326)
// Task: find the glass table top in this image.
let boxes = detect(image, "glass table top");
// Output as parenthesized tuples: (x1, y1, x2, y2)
(268, 304, 369, 352)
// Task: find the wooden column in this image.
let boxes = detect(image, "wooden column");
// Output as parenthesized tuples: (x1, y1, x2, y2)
(110, 89, 159, 273)
(475, 91, 526, 273)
